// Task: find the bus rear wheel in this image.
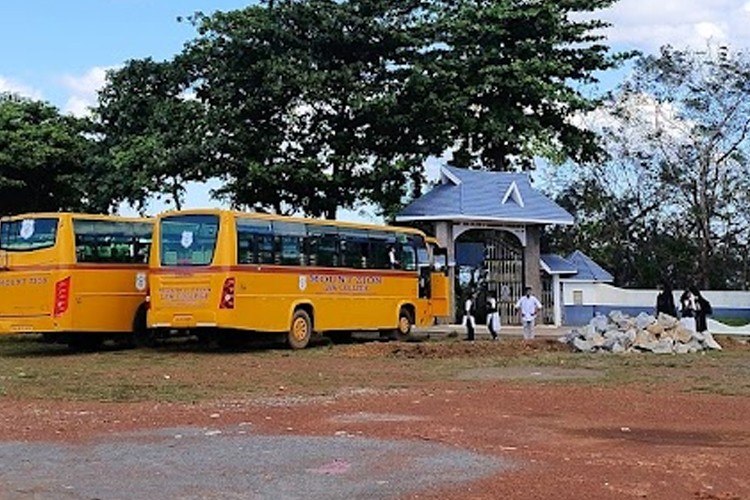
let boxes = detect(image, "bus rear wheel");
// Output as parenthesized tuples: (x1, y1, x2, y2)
(288, 309, 312, 350)
(394, 308, 413, 341)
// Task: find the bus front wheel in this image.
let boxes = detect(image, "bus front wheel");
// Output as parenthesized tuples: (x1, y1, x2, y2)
(395, 308, 413, 341)
(288, 309, 312, 350)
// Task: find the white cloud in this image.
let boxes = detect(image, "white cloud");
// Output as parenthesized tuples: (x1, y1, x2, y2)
(64, 95, 93, 118)
(59, 66, 116, 117)
(0, 75, 43, 100)
(694, 22, 727, 41)
(599, 0, 750, 51)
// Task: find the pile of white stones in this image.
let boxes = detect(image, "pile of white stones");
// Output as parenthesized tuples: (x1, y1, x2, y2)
(561, 311, 722, 354)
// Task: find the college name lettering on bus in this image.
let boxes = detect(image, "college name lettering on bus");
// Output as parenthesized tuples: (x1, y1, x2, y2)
(307, 274, 383, 294)
(159, 287, 210, 303)
(0, 276, 48, 287)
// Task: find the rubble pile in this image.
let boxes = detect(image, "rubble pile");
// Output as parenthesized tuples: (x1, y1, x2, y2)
(561, 311, 723, 354)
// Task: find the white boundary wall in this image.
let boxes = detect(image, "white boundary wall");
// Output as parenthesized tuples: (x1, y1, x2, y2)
(560, 282, 750, 334)
(561, 282, 750, 309)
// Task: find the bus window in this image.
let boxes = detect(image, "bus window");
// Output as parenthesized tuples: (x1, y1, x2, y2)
(274, 221, 306, 266)
(161, 214, 219, 266)
(417, 245, 429, 268)
(400, 235, 418, 271)
(237, 218, 273, 264)
(0, 218, 58, 251)
(368, 231, 395, 269)
(340, 229, 369, 269)
(74, 220, 152, 264)
(307, 225, 338, 267)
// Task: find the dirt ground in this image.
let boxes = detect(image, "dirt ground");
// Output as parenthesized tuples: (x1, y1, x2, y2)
(1, 337, 749, 499)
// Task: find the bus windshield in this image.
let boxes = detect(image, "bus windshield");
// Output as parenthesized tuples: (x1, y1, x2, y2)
(0, 217, 58, 251)
(160, 214, 219, 266)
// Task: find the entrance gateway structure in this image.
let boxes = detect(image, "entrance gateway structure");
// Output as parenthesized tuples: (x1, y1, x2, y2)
(396, 166, 574, 326)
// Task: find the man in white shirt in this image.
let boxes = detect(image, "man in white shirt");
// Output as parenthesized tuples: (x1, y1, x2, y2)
(515, 287, 542, 340)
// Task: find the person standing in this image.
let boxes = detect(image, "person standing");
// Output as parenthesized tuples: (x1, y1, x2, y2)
(463, 292, 476, 341)
(515, 287, 542, 340)
(679, 288, 698, 333)
(691, 286, 712, 334)
(486, 295, 500, 340)
(655, 281, 677, 317)
(388, 246, 400, 269)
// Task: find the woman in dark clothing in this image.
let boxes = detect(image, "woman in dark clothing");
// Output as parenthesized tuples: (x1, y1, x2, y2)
(679, 288, 698, 332)
(655, 282, 677, 317)
(690, 286, 712, 333)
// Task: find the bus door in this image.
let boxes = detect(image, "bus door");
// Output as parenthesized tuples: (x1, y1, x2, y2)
(408, 236, 430, 300)
(0, 217, 62, 332)
(429, 244, 450, 319)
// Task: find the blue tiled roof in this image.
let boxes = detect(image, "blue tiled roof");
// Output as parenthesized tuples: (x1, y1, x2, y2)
(565, 250, 614, 282)
(396, 166, 573, 225)
(540, 254, 578, 275)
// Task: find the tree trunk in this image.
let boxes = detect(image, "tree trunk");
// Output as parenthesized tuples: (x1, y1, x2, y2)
(171, 178, 182, 211)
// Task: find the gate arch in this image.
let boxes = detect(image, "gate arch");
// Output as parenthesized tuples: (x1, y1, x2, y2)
(455, 229, 524, 325)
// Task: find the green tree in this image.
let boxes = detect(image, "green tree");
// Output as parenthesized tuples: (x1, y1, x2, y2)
(544, 172, 698, 288)
(94, 0, 626, 218)
(0, 93, 92, 216)
(182, 0, 442, 219)
(608, 46, 750, 289)
(427, 0, 628, 171)
(93, 58, 209, 213)
(548, 45, 750, 290)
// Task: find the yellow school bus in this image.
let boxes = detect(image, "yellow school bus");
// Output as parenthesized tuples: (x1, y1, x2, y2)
(0, 212, 153, 349)
(147, 209, 449, 348)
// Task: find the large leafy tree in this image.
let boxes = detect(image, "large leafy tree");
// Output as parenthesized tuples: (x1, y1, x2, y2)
(544, 171, 699, 288)
(93, 58, 209, 213)
(428, 0, 627, 170)
(0, 93, 93, 216)
(548, 45, 750, 290)
(95, 0, 626, 218)
(180, 0, 443, 219)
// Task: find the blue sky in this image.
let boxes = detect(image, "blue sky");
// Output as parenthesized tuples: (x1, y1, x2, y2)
(2, 0, 750, 218)
(1, 0, 251, 114)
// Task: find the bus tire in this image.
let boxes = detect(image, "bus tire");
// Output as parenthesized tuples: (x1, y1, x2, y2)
(395, 307, 413, 341)
(288, 309, 312, 350)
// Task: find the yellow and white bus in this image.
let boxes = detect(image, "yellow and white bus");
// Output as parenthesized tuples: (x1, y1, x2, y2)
(147, 209, 449, 348)
(0, 212, 153, 349)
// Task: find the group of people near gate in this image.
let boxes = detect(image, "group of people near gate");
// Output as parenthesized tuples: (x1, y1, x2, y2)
(462, 287, 542, 342)
(461, 282, 713, 341)
(655, 282, 713, 334)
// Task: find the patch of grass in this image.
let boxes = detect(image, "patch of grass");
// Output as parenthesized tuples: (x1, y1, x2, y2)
(2, 335, 750, 402)
(714, 317, 750, 327)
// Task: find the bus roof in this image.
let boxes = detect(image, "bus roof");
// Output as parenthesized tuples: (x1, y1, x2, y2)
(0, 212, 153, 224)
(157, 208, 425, 236)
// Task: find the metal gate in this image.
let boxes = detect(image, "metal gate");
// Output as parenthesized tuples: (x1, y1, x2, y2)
(483, 231, 524, 326)
(540, 272, 555, 325)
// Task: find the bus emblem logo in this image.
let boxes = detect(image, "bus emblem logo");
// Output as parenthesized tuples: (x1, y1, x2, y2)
(135, 272, 147, 291)
(299, 275, 307, 291)
(19, 220, 35, 240)
(180, 231, 194, 249)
